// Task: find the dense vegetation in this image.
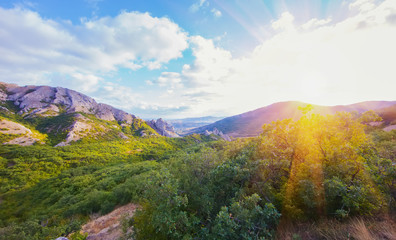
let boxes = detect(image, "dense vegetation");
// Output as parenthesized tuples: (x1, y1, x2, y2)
(0, 109, 395, 239)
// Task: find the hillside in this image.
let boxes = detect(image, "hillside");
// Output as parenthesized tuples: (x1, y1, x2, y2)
(0, 82, 179, 146)
(188, 101, 396, 137)
(1, 91, 395, 239)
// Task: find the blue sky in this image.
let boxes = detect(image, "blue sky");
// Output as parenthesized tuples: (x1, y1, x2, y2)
(0, 0, 395, 118)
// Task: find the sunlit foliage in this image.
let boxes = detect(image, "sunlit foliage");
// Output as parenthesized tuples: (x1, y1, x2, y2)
(1, 109, 395, 240)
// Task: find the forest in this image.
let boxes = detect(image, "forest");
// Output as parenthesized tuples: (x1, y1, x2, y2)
(0, 110, 395, 239)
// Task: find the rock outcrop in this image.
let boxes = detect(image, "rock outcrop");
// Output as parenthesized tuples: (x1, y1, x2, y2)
(0, 86, 7, 102)
(147, 118, 180, 137)
(0, 119, 45, 146)
(203, 128, 231, 141)
(81, 203, 138, 240)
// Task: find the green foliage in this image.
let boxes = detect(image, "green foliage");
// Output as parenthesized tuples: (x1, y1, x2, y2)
(69, 231, 88, 240)
(252, 111, 385, 219)
(325, 177, 381, 217)
(367, 130, 396, 211)
(211, 194, 280, 240)
(35, 113, 76, 145)
(130, 118, 158, 136)
(133, 142, 279, 240)
(0, 133, 219, 239)
(133, 170, 200, 240)
(0, 109, 394, 239)
(0, 137, 185, 193)
(0, 101, 20, 115)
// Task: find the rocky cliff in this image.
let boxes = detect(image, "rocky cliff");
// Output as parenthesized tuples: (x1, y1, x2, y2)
(147, 118, 180, 138)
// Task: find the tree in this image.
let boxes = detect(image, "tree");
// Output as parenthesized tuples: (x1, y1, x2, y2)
(255, 110, 384, 219)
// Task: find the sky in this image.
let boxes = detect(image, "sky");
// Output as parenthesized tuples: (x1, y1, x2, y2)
(0, 0, 395, 119)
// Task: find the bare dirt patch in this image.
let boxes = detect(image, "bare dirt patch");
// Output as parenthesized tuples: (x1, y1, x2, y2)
(81, 203, 138, 240)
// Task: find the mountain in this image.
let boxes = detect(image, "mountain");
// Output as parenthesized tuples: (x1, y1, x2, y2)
(0, 82, 178, 146)
(188, 101, 396, 138)
(166, 116, 224, 134)
(147, 118, 180, 138)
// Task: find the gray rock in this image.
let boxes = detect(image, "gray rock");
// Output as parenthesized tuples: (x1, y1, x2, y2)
(0, 106, 10, 112)
(4, 83, 136, 123)
(0, 88, 7, 102)
(203, 128, 231, 141)
(147, 118, 180, 137)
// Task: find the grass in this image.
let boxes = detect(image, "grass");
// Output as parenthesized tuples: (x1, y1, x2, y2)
(276, 215, 396, 240)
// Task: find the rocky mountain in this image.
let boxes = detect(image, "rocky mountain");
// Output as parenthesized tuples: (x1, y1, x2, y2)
(0, 82, 179, 146)
(203, 128, 231, 141)
(2, 82, 135, 122)
(147, 118, 180, 138)
(188, 101, 396, 138)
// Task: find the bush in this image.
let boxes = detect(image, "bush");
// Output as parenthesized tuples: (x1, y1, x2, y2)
(211, 194, 280, 240)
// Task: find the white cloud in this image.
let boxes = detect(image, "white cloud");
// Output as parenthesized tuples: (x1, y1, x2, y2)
(0, 7, 188, 91)
(145, 80, 154, 86)
(164, 0, 396, 117)
(157, 72, 183, 89)
(211, 8, 222, 18)
(349, 0, 376, 12)
(302, 18, 332, 30)
(1, 0, 396, 118)
(94, 82, 141, 110)
(190, 0, 208, 13)
(271, 12, 295, 31)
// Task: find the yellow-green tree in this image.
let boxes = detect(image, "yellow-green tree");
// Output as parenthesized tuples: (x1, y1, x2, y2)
(255, 110, 384, 219)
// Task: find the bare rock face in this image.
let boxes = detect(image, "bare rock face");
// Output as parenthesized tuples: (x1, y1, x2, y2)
(3, 83, 136, 123)
(203, 127, 231, 141)
(0, 119, 45, 146)
(55, 114, 105, 146)
(147, 118, 180, 137)
(0, 86, 7, 102)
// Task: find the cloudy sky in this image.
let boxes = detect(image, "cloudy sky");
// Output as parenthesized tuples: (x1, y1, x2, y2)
(0, 0, 395, 118)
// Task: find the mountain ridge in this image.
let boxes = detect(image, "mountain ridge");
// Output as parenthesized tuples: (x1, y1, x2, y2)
(0, 82, 179, 145)
(188, 100, 396, 137)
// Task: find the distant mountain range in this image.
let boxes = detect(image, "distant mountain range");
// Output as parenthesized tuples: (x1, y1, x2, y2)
(188, 101, 396, 137)
(166, 116, 225, 134)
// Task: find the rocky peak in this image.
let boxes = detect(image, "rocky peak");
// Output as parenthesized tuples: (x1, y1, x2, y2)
(204, 127, 231, 141)
(2, 83, 135, 124)
(147, 118, 180, 137)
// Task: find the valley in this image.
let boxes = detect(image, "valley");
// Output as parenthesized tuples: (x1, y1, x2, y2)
(0, 82, 395, 239)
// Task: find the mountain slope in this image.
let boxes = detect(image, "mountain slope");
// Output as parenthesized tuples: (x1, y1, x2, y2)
(0, 82, 177, 145)
(0, 118, 46, 145)
(188, 101, 396, 137)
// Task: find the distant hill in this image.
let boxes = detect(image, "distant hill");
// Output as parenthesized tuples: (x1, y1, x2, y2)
(0, 82, 178, 146)
(188, 101, 396, 137)
(166, 116, 224, 133)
